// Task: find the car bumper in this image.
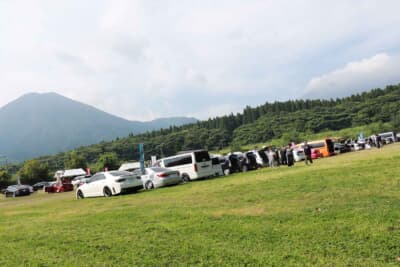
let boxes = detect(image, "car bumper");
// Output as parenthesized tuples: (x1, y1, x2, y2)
(117, 179, 143, 193)
(154, 177, 182, 188)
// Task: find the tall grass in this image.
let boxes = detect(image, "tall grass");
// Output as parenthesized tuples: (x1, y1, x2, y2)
(1, 143, 400, 266)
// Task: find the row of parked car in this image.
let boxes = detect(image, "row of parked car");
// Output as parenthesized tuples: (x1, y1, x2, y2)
(0, 146, 330, 198)
(76, 148, 312, 199)
(1, 180, 76, 197)
(3, 132, 398, 199)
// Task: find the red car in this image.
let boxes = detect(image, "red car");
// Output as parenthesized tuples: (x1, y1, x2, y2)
(311, 148, 323, 159)
(45, 182, 74, 193)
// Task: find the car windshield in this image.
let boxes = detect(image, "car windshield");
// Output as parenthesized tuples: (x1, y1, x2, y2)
(109, 171, 132, 177)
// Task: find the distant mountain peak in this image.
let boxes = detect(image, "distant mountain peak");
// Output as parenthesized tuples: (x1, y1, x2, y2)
(0, 92, 197, 161)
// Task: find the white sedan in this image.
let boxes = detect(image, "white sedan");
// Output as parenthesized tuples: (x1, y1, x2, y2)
(141, 167, 182, 190)
(76, 171, 143, 199)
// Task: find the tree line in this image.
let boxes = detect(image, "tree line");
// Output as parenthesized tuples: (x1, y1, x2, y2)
(3, 84, 400, 185)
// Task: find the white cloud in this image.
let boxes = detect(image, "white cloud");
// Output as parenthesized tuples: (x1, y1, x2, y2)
(304, 53, 400, 99)
(1, 1, 400, 120)
(189, 103, 243, 121)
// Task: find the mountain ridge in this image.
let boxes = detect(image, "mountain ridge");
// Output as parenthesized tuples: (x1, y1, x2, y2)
(0, 92, 197, 161)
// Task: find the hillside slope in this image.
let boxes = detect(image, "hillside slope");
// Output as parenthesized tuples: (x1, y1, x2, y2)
(35, 84, 400, 170)
(0, 93, 196, 160)
(1, 144, 400, 266)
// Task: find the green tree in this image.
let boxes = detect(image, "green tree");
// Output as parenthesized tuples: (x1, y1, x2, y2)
(64, 152, 87, 169)
(0, 170, 11, 187)
(96, 152, 119, 172)
(18, 160, 49, 184)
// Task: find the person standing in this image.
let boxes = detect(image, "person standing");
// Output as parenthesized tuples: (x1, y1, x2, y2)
(286, 145, 294, 167)
(268, 149, 275, 168)
(303, 141, 313, 165)
(376, 134, 382, 149)
(280, 146, 287, 165)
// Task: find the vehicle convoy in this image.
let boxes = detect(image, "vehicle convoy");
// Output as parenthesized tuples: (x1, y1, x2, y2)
(3, 184, 32, 197)
(76, 171, 143, 199)
(141, 167, 182, 190)
(157, 150, 214, 182)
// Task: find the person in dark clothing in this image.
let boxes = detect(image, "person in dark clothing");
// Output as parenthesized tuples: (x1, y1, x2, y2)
(286, 145, 294, 167)
(303, 141, 313, 165)
(376, 135, 382, 149)
(280, 147, 287, 165)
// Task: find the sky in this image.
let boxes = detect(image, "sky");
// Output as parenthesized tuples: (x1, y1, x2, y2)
(1, 0, 400, 121)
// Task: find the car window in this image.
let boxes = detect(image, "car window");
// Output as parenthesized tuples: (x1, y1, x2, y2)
(109, 171, 132, 177)
(90, 174, 106, 182)
(211, 158, 220, 165)
(194, 151, 211, 162)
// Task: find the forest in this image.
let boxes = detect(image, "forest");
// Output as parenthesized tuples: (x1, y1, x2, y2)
(2, 84, 400, 184)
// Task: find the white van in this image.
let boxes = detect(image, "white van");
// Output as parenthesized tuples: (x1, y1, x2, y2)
(158, 150, 214, 182)
(378, 132, 396, 144)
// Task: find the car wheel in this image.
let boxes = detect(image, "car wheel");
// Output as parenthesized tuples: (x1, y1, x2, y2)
(182, 174, 191, 182)
(242, 165, 248, 172)
(103, 187, 112, 197)
(77, 190, 84, 199)
(145, 181, 154, 190)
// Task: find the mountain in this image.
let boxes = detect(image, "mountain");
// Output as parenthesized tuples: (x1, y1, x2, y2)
(35, 84, 400, 172)
(0, 93, 197, 161)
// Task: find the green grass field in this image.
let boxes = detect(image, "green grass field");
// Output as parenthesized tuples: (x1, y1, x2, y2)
(1, 144, 400, 266)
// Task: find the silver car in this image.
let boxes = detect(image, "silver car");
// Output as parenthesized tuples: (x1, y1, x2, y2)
(141, 167, 182, 190)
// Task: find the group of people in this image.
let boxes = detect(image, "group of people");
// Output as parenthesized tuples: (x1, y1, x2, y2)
(264, 141, 313, 168)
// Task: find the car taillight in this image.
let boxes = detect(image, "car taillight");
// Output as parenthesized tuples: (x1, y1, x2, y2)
(194, 164, 198, 172)
(157, 173, 168, 178)
(116, 178, 126, 183)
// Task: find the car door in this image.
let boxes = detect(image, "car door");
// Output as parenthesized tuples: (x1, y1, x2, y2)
(83, 174, 99, 197)
(92, 174, 107, 196)
(84, 174, 105, 197)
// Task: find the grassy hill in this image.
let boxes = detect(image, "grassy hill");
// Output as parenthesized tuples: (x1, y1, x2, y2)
(33, 84, 400, 173)
(1, 144, 400, 266)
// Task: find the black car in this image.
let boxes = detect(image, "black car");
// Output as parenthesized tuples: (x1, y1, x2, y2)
(3, 185, 32, 197)
(226, 152, 258, 173)
(242, 152, 258, 171)
(224, 154, 242, 174)
(212, 156, 231, 175)
(334, 143, 351, 154)
(32, 181, 50, 191)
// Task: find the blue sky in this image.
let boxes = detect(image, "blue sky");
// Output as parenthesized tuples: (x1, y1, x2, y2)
(1, 0, 400, 121)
